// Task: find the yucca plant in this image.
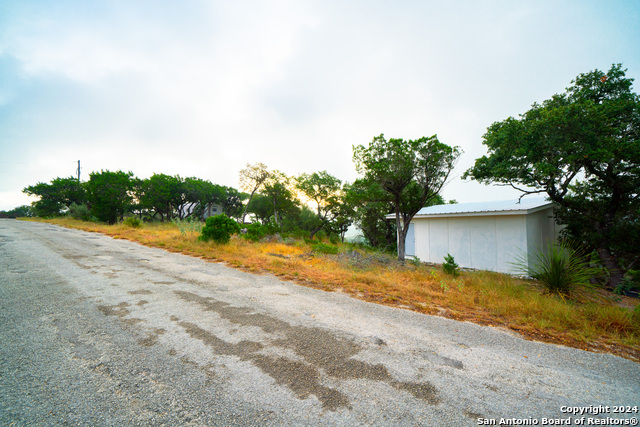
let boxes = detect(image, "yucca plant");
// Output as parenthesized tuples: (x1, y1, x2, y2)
(514, 240, 596, 295)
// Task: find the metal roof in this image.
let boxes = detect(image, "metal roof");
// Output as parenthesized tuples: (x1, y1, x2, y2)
(400, 197, 553, 218)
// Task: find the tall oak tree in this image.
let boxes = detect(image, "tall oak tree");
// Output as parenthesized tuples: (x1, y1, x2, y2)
(464, 64, 640, 287)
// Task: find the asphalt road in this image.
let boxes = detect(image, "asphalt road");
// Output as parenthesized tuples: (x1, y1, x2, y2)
(1, 219, 638, 426)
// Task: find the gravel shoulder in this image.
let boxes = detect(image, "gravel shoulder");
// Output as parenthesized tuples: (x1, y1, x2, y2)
(1, 219, 638, 426)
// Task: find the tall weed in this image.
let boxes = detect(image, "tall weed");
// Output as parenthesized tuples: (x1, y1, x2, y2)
(171, 217, 203, 236)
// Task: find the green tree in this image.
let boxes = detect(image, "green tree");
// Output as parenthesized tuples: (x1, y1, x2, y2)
(238, 163, 270, 223)
(330, 200, 354, 242)
(23, 176, 85, 217)
(343, 179, 396, 248)
(344, 178, 444, 249)
(216, 185, 244, 221)
(246, 193, 274, 224)
(353, 134, 460, 260)
(287, 205, 321, 235)
(85, 170, 136, 224)
(0, 205, 33, 218)
(182, 177, 218, 220)
(139, 174, 184, 221)
(463, 64, 640, 288)
(296, 171, 344, 239)
(262, 171, 298, 227)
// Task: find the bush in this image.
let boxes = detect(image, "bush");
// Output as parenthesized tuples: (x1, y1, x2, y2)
(312, 242, 339, 255)
(614, 270, 640, 296)
(515, 240, 596, 295)
(314, 230, 327, 241)
(199, 214, 241, 244)
(122, 217, 142, 228)
(442, 253, 459, 277)
(68, 203, 93, 221)
(242, 222, 266, 242)
(241, 222, 281, 242)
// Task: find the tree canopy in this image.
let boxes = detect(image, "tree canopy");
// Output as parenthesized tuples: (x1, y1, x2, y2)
(85, 170, 136, 224)
(463, 64, 640, 287)
(0, 205, 33, 218)
(138, 173, 184, 221)
(261, 170, 299, 227)
(296, 171, 344, 238)
(23, 176, 85, 217)
(343, 178, 397, 249)
(353, 134, 460, 260)
(238, 163, 270, 223)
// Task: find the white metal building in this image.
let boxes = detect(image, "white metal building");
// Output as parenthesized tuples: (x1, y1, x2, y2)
(393, 198, 560, 274)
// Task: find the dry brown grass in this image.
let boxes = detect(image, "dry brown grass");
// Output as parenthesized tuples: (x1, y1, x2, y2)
(26, 217, 640, 362)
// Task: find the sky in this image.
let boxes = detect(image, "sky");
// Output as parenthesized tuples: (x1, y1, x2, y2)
(1, 0, 639, 211)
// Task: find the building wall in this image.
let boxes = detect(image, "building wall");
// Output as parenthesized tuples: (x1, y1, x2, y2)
(203, 203, 223, 219)
(525, 207, 558, 268)
(412, 214, 535, 273)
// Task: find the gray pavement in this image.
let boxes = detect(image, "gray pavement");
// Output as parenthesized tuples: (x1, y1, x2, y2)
(1, 219, 638, 426)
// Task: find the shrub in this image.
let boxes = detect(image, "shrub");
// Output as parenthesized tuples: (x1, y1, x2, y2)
(242, 222, 266, 242)
(68, 203, 93, 221)
(122, 217, 141, 228)
(314, 230, 327, 241)
(614, 270, 640, 296)
(442, 253, 459, 277)
(241, 221, 282, 242)
(199, 214, 241, 244)
(312, 242, 339, 255)
(514, 240, 596, 295)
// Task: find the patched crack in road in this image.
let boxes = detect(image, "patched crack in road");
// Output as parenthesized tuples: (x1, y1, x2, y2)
(171, 289, 439, 410)
(1, 219, 639, 426)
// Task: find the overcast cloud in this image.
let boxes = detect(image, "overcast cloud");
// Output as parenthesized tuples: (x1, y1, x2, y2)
(1, 0, 639, 210)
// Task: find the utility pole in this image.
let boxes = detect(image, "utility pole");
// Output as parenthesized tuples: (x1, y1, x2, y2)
(77, 160, 81, 184)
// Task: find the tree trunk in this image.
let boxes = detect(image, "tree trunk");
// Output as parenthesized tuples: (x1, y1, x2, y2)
(598, 247, 625, 290)
(593, 220, 625, 289)
(241, 189, 258, 224)
(309, 224, 324, 240)
(272, 197, 280, 227)
(396, 210, 405, 262)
